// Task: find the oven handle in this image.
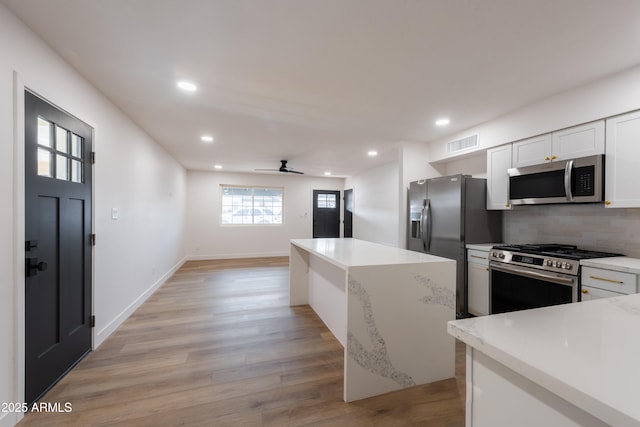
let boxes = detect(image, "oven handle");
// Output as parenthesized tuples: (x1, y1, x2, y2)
(490, 264, 575, 286)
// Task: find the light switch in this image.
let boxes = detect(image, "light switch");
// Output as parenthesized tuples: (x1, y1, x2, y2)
(111, 208, 119, 220)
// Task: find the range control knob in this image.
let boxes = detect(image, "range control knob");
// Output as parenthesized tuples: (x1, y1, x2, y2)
(545, 260, 553, 266)
(491, 251, 497, 258)
(564, 263, 572, 270)
(498, 253, 505, 259)
(554, 261, 562, 268)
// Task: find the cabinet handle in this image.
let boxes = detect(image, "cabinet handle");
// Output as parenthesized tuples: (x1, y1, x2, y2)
(589, 275, 623, 284)
(604, 201, 611, 206)
(551, 155, 557, 160)
(505, 203, 510, 208)
(486, 267, 489, 272)
(582, 289, 588, 294)
(544, 156, 550, 161)
(470, 255, 487, 260)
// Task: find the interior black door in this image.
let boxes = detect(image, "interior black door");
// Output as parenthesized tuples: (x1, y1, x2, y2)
(312, 190, 341, 238)
(343, 188, 353, 238)
(24, 91, 93, 404)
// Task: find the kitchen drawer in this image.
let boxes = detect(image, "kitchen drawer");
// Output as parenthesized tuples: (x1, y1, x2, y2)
(467, 249, 490, 265)
(581, 285, 625, 301)
(581, 266, 637, 295)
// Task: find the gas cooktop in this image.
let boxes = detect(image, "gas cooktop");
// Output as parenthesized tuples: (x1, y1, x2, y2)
(492, 244, 623, 260)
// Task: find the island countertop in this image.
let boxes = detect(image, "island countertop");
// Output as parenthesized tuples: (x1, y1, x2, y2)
(291, 238, 456, 402)
(290, 238, 451, 269)
(448, 294, 640, 426)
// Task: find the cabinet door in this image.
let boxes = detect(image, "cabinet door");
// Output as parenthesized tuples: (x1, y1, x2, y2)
(605, 111, 640, 208)
(551, 121, 604, 161)
(468, 260, 490, 316)
(581, 286, 623, 301)
(581, 266, 637, 294)
(486, 144, 512, 210)
(512, 134, 552, 168)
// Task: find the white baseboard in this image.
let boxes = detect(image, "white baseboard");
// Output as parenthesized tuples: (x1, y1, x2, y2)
(186, 252, 289, 261)
(0, 411, 18, 427)
(94, 256, 187, 348)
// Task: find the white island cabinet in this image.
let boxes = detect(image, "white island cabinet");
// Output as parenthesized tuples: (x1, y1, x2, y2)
(290, 238, 456, 402)
(448, 295, 640, 427)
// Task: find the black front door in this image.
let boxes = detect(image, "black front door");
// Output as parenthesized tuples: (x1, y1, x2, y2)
(312, 190, 340, 238)
(24, 91, 93, 404)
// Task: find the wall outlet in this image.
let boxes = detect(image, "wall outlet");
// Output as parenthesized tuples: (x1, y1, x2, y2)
(111, 208, 119, 220)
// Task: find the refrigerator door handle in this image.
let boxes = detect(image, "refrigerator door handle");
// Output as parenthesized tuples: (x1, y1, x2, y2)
(424, 198, 432, 252)
(420, 199, 427, 251)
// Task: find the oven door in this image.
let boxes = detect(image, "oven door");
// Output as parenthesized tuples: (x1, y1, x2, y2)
(490, 263, 578, 314)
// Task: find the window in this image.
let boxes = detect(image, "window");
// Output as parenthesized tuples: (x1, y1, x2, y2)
(37, 117, 84, 183)
(221, 186, 283, 225)
(316, 193, 337, 208)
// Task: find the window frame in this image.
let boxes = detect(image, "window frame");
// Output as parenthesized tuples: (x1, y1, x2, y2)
(220, 185, 284, 226)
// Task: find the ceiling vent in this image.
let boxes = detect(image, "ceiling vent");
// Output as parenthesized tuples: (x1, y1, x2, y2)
(446, 134, 478, 154)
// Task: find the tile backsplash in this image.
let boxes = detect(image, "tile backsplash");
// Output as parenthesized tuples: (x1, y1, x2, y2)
(503, 204, 640, 257)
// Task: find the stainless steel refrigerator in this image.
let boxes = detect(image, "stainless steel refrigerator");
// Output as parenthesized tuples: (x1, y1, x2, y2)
(408, 174, 502, 317)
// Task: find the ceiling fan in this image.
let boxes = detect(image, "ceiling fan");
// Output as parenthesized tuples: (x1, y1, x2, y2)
(255, 160, 304, 175)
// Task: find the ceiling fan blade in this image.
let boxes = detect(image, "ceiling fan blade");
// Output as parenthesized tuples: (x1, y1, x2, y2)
(256, 160, 304, 174)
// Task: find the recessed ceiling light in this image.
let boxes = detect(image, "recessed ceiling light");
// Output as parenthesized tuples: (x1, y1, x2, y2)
(201, 135, 214, 143)
(435, 118, 451, 126)
(368, 150, 378, 157)
(177, 80, 197, 92)
(324, 171, 332, 176)
(213, 164, 222, 169)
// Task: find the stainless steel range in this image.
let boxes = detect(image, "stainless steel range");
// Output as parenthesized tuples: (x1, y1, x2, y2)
(489, 244, 622, 314)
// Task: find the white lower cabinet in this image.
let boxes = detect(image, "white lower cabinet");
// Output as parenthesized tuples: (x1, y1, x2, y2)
(581, 265, 638, 300)
(467, 248, 490, 316)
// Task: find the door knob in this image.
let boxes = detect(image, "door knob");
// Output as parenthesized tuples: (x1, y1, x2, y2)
(26, 257, 48, 277)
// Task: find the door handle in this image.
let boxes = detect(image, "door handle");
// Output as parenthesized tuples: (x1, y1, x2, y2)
(26, 257, 48, 277)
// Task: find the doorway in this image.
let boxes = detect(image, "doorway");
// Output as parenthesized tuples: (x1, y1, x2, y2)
(343, 189, 353, 238)
(312, 190, 341, 238)
(24, 91, 93, 404)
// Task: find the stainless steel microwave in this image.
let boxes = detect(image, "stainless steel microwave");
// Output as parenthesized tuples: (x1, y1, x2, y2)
(508, 155, 603, 205)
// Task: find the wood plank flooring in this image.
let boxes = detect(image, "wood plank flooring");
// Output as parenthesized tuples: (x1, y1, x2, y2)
(19, 257, 465, 426)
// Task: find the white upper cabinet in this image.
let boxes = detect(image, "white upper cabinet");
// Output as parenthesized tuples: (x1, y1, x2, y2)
(486, 144, 512, 210)
(512, 121, 604, 168)
(511, 134, 552, 168)
(605, 111, 640, 208)
(552, 121, 605, 161)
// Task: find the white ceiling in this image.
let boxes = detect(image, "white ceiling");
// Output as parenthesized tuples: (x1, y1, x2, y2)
(3, 0, 640, 177)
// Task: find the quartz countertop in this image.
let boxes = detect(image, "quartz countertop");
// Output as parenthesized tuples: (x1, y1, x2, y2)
(448, 294, 640, 426)
(580, 256, 640, 275)
(465, 243, 498, 251)
(291, 238, 453, 269)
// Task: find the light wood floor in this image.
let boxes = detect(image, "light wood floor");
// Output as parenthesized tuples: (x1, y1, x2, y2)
(19, 257, 465, 426)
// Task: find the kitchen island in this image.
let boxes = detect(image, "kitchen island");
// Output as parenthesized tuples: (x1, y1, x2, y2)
(290, 238, 456, 402)
(448, 294, 640, 427)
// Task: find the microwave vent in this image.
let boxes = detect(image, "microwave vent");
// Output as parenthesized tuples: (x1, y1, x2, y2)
(446, 134, 478, 154)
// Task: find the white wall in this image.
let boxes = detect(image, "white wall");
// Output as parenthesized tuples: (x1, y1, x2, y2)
(345, 161, 401, 247)
(0, 5, 186, 425)
(186, 170, 344, 259)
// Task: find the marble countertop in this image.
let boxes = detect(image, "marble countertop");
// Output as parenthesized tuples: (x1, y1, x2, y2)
(581, 257, 640, 274)
(465, 243, 498, 251)
(448, 294, 640, 426)
(291, 238, 453, 269)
